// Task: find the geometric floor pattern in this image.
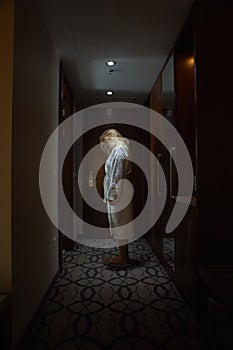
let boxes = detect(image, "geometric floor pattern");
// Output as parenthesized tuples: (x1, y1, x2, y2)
(18, 238, 209, 350)
(163, 237, 175, 271)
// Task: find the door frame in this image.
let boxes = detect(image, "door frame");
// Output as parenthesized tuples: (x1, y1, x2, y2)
(58, 65, 74, 271)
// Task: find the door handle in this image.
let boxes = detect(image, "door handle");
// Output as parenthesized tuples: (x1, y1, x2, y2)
(157, 153, 162, 195)
(169, 146, 175, 199)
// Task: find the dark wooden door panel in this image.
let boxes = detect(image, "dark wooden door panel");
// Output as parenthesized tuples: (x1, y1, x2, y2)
(58, 67, 74, 269)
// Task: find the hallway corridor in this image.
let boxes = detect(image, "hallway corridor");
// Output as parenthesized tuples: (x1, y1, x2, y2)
(19, 238, 208, 350)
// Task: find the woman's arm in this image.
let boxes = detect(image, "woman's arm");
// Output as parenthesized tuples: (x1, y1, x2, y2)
(107, 147, 125, 203)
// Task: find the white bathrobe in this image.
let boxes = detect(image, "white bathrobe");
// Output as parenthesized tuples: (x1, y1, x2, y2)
(103, 144, 134, 240)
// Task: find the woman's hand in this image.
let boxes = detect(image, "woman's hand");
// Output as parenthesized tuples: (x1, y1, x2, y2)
(107, 192, 118, 205)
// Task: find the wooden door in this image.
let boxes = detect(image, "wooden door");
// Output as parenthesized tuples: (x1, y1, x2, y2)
(148, 75, 164, 258)
(58, 67, 74, 270)
(175, 204, 198, 313)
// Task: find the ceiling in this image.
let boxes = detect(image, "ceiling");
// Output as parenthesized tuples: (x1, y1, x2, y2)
(38, 0, 194, 109)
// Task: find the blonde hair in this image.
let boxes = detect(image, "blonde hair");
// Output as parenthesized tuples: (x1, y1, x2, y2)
(99, 129, 129, 156)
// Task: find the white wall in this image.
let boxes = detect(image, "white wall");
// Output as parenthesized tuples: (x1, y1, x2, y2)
(0, 0, 14, 294)
(12, 0, 60, 345)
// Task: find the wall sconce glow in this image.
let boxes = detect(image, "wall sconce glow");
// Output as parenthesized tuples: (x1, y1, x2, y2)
(106, 91, 113, 96)
(188, 57, 195, 65)
(106, 61, 116, 66)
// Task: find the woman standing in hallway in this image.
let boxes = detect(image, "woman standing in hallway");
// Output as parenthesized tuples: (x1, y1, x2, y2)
(99, 129, 134, 264)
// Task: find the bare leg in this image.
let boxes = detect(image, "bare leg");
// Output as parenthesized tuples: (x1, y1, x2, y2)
(108, 239, 129, 264)
(119, 241, 129, 262)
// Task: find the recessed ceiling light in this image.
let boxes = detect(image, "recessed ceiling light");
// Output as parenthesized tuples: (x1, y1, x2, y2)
(106, 91, 113, 96)
(106, 61, 116, 66)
